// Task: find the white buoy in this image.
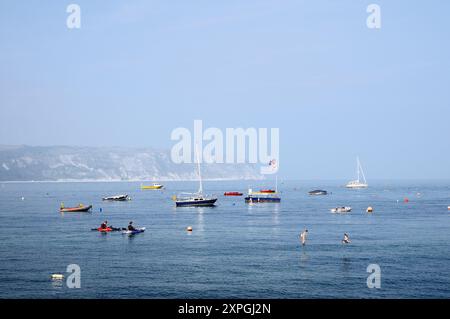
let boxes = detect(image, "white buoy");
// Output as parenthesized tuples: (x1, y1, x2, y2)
(186, 226, 193, 232)
(367, 206, 373, 213)
(21, 197, 25, 201)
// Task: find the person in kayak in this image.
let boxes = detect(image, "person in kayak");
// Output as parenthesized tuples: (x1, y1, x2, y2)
(128, 221, 136, 231)
(100, 220, 109, 229)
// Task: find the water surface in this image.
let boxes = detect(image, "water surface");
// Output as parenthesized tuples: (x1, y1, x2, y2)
(0, 180, 448, 298)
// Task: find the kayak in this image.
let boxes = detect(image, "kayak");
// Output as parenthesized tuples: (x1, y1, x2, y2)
(122, 227, 146, 235)
(91, 227, 124, 232)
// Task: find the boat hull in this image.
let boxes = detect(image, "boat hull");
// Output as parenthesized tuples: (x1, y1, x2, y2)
(260, 190, 276, 193)
(176, 198, 217, 207)
(60, 205, 92, 213)
(245, 197, 281, 203)
(224, 192, 243, 196)
(102, 195, 129, 201)
(346, 184, 368, 189)
(309, 190, 328, 195)
(141, 186, 163, 190)
(331, 207, 352, 213)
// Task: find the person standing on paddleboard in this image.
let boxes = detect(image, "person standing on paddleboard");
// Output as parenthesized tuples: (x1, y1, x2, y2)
(342, 233, 351, 244)
(300, 229, 308, 246)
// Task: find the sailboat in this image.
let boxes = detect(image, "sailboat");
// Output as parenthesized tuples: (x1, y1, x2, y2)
(346, 157, 368, 189)
(174, 147, 218, 207)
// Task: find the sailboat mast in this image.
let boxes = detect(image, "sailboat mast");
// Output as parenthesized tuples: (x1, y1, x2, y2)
(275, 175, 278, 193)
(356, 157, 360, 182)
(359, 159, 367, 184)
(196, 145, 203, 194)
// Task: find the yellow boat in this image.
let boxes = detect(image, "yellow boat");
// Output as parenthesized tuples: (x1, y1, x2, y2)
(140, 183, 164, 190)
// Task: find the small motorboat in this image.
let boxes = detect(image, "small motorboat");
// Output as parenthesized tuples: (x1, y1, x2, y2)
(331, 207, 352, 214)
(224, 192, 243, 196)
(309, 190, 328, 196)
(102, 194, 129, 201)
(141, 183, 164, 190)
(60, 204, 92, 213)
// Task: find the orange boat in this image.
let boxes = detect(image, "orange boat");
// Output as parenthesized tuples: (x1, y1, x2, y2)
(60, 204, 92, 213)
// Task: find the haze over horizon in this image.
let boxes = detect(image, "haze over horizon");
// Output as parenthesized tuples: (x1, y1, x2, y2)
(1, 1, 449, 180)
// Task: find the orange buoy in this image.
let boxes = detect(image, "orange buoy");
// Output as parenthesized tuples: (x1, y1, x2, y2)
(366, 206, 373, 213)
(404, 198, 409, 203)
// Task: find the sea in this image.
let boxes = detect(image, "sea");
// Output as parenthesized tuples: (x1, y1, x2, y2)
(0, 180, 448, 299)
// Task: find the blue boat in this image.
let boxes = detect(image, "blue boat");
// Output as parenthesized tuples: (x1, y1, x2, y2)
(245, 195, 281, 203)
(175, 195, 217, 207)
(245, 188, 281, 203)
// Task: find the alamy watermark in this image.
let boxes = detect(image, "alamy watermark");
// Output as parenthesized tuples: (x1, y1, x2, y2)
(52, 264, 81, 288)
(66, 4, 81, 29)
(66, 264, 81, 288)
(170, 120, 279, 174)
(366, 4, 381, 29)
(367, 264, 381, 289)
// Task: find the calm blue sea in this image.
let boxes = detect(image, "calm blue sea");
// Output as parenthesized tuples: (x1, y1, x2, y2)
(0, 180, 448, 299)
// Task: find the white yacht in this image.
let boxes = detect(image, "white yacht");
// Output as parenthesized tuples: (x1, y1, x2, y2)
(346, 157, 368, 189)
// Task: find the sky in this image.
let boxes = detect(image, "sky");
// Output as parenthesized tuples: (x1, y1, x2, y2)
(0, 0, 449, 179)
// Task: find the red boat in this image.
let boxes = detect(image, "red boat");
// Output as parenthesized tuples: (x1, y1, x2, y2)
(260, 189, 276, 193)
(224, 192, 243, 196)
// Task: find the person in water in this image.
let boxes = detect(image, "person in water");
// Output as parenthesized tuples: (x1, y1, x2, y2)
(300, 229, 308, 246)
(128, 221, 136, 231)
(342, 233, 351, 244)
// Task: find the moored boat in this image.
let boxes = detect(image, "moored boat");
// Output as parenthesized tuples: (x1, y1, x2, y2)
(174, 146, 218, 207)
(175, 194, 217, 207)
(224, 192, 243, 196)
(141, 183, 164, 190)
(102, 194, 129, 201)
(309, 189, 328, 196)
(331, 206, 352, 213)
(245, 188, 280, 203)
(260, 189, 276, 193)
(346, 157, 368, 188)
(60, 204, 92, 213)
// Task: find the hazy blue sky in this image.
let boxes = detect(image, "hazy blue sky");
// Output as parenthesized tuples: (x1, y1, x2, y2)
(1, 0, 449, 179)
